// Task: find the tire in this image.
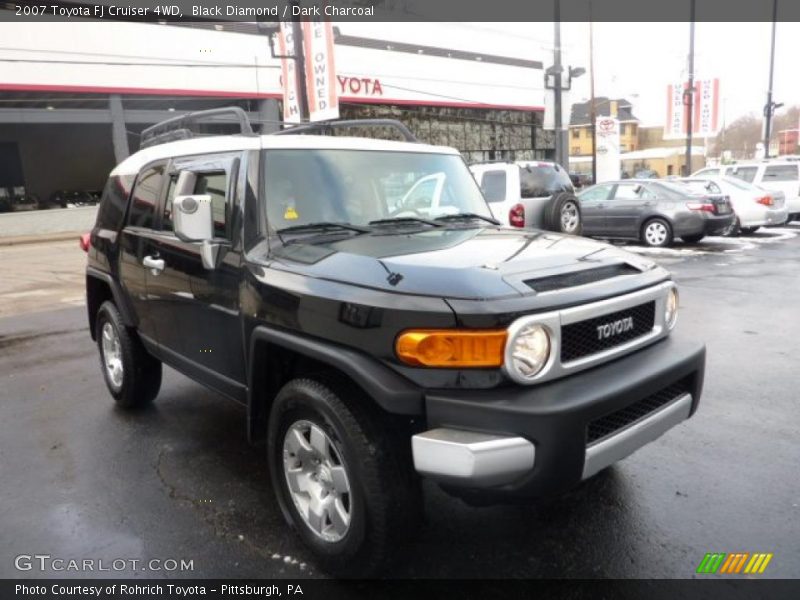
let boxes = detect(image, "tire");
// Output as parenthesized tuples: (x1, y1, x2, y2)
(96, 301, 162, 408)
(543, 192, 583, 235)
(267, 377, 422, 577)
(741, 226, 760, 235)
(723, 217, 741, 237)
(641, 218, 673, 248)
(681, 234, 705, 244)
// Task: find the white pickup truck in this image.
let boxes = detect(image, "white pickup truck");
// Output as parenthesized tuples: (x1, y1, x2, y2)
(469, 160, 583, 234)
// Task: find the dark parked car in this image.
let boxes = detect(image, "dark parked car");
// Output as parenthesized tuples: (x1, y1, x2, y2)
(578, 179, 734, 247)
(83, 109, 705, 576)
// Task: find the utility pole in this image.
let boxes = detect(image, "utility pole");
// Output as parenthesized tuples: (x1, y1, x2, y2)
(290, 1, 309, 122)
(763, 0, 779, 158)
(553, 0, 566, 168)
(588, 3, 597, 184)
(684, 0, 695, 176)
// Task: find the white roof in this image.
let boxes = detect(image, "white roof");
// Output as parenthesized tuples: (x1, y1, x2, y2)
(112, 134, 459, 176)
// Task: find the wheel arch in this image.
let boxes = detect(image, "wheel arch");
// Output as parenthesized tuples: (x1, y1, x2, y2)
(86, 268, 135, 340)
(246, 326, 423, 444)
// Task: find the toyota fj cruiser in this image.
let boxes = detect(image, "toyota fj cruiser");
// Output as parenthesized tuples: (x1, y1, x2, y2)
(84, 108, 705, 576)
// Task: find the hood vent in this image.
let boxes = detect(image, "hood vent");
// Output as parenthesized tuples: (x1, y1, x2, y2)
(524, 263, 641, 293)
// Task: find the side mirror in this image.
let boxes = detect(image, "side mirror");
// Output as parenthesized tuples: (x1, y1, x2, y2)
(174, 194, 213, 242)
(173, 194, 222, 270)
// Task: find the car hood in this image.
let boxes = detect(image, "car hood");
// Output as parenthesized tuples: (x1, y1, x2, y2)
(269, 227, 661, 300)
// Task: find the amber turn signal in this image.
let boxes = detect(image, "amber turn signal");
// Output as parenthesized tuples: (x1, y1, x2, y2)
(396, 329, 507, 368)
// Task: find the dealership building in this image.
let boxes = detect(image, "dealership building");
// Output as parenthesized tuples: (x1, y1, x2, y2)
(0, 18, 556, 205)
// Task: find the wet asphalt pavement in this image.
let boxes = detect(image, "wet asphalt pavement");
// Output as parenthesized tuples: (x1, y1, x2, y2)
(1, 227, 799, 579)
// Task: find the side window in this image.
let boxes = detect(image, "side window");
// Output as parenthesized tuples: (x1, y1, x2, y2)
(729, 166, 757, 183)
(612, 183, 642, 200)
(696, 168, 719, 177)
(127, 165, 165, 229)
(763, 165, 799, 182)
(480, 170, 507, 203)
(640, 186, 658, 199)
(161, 174, 179, 232)
(579, 184, 612, 202)
(96, 174, 135, 231)
(194, 171, 229, 239)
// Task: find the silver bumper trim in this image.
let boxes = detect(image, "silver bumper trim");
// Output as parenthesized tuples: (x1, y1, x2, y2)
(412, 428, 535, 488)
(582, 393, 693, 480)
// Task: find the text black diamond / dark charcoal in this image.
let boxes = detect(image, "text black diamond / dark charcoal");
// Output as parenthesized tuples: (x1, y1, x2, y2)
(561, 301, 656, 363)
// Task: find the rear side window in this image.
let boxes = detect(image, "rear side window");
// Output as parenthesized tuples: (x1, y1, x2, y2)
(519, 165, 573, 198)
(95, 174, 134, 231)
(127, 165, 165, 229)
(763, 165, 799, 182)
(729, 166, 758, 183)
(480, 170, 507, 203)
(194, 171, 229, 239)
(612, 183, 642, 199)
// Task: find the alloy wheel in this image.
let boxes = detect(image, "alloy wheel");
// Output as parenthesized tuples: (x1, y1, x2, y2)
(282, 420, 352, 542)
(560, 201, 580, 233)
(645, 221, 668, 246)
(101, 321, 124, 389)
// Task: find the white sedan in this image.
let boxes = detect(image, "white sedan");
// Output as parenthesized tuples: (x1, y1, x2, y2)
(680, 176, 788, 235)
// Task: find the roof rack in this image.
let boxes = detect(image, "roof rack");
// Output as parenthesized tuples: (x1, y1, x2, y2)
(140, 107, 255, 149)
(139, 108, 418, 149)
(274, 119, 418, 143)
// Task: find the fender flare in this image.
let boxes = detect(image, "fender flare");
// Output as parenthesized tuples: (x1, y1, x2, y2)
(247, 325, 424, 442)
(86, 267, 136, 336)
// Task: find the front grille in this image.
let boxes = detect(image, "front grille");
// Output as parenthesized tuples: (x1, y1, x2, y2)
(524, 263, 640, 293)
(587, 377, 693, 445)
(561, 301, 656, 363)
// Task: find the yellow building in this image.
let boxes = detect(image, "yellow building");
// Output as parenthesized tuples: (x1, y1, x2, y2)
(569, 97, 640, 157)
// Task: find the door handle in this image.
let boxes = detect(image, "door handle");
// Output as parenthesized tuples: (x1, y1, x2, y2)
(143, 255, 165, 274)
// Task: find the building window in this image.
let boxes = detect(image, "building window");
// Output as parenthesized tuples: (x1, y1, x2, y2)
(572, 129, 580, 139)
(571, 146, 581, 156)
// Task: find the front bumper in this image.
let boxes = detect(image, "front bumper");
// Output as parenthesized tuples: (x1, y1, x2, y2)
(412, 335, 705, 498)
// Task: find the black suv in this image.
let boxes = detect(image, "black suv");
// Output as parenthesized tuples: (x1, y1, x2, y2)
(84, 109, 705, 575)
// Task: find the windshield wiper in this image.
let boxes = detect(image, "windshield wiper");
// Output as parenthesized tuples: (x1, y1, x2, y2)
(434, 213, 500, 225)
(368, 217, 443, 227)
(276, 221, 371, 235)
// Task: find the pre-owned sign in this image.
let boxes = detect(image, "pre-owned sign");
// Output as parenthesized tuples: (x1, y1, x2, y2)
(302, 20, 339, 122)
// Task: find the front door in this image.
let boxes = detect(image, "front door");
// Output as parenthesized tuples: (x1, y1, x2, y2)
(147, 152, 247, 394)
(118, 161, 167, 344)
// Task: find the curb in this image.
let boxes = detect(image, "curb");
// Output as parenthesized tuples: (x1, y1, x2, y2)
(0, 231, 84, 247)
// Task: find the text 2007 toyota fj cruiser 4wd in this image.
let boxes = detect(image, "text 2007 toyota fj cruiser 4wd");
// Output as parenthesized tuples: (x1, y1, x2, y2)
(84, 108, 705, 576)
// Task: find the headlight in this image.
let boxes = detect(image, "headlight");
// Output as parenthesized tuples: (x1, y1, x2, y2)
(665, 286, 679, 330)
(506, 323, 552, 381)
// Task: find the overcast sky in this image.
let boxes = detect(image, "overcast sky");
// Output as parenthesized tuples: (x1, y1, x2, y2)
(477, 21, 800, 129)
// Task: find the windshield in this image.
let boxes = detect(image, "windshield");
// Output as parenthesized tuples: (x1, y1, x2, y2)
(263, 149, 491, 230)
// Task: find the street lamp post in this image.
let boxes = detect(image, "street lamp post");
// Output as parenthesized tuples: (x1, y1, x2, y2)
(684, 0, 695, 176)
(763, 0, 780, 158)
(589, 10, 597, 183)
